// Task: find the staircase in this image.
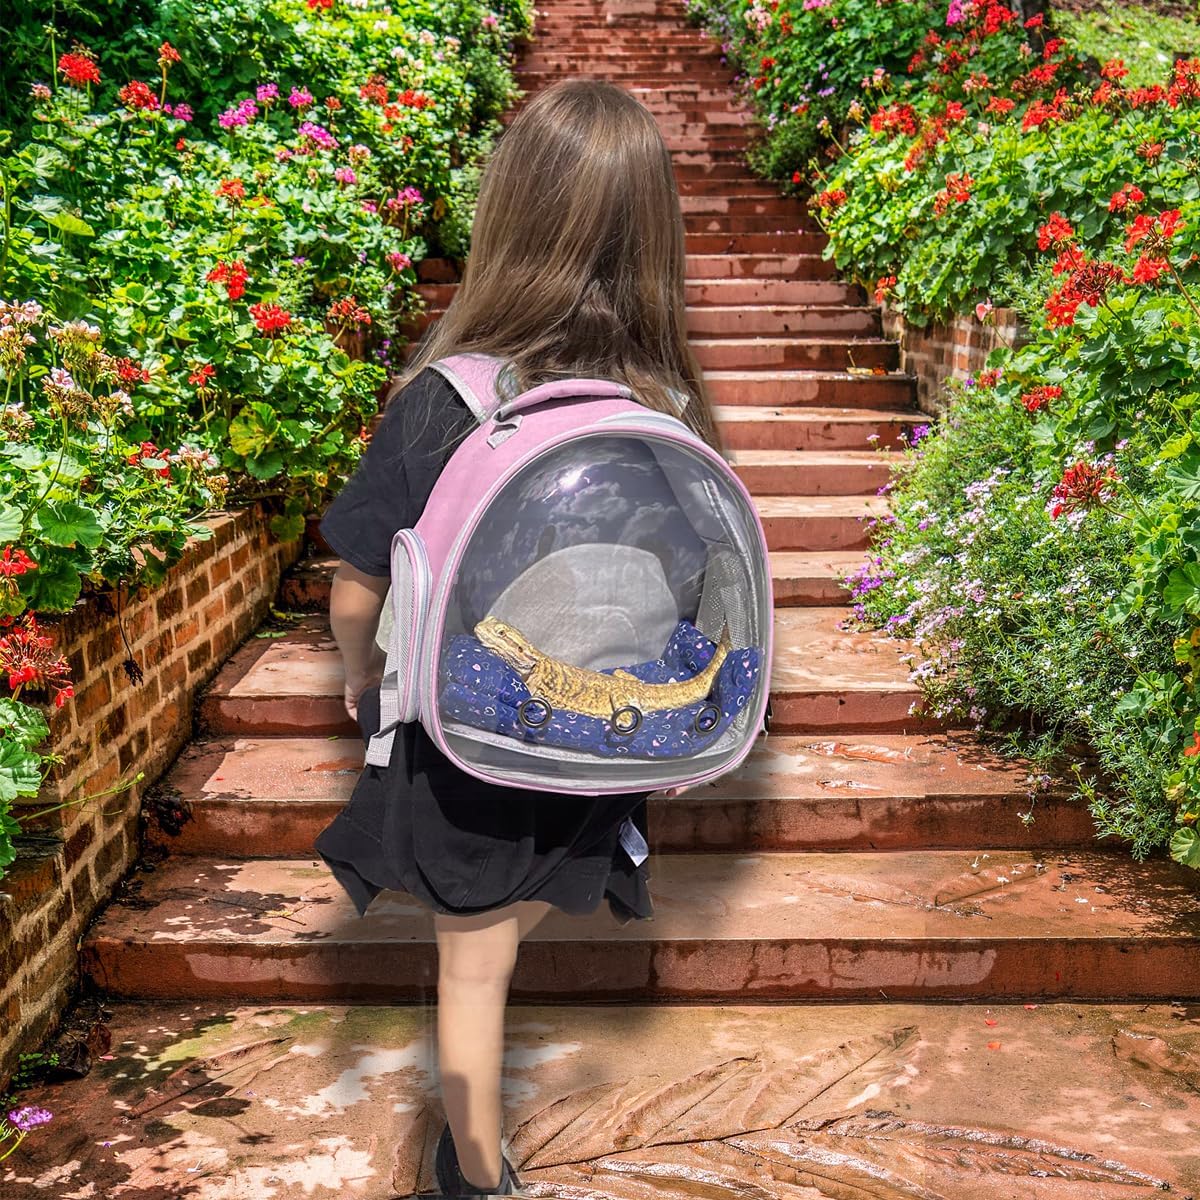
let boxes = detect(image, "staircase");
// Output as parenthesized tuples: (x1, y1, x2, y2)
(66, 2, 1200, 1196)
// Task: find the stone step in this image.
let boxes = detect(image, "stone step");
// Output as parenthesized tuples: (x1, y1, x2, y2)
(405, 303, 877, 340)
(706, 369, 914, 409)
(678, 195, 795, 217)
(685, 231, 828, 254)
(279, 547, 860, 614)
(152, 729, 1100, 858)
(197, 606, 921, 741)
(684, 214, 819, 235)
(685, 252, 837, 279)
(687, 278, 865, 305)
(35, 998, 1198, 1196)
(687, 304, 881, 338)
(415, 280, 864, 310)
(79, 847, 1200, 1002)
(730, 450, 894, 496)
(715, 405, 912, 451)
(694, 337, 898, 372)
(770, 549, 866, 606)
(754, 494, 885, 550)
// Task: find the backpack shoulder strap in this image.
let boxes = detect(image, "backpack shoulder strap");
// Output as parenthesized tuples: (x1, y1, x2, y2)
(428, 353, 510, 424)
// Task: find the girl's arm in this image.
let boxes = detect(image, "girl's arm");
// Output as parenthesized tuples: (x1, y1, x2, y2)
(329, 560, 389, 719)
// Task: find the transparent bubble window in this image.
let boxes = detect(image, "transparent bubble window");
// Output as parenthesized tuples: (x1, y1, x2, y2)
(436, 433, 770, 790)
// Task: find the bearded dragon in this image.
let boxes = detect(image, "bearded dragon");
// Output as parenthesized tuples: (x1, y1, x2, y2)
(474, 615, 731, 722)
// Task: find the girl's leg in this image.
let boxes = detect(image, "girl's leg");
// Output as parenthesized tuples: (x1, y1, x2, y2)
(433, 899, 553, 1190)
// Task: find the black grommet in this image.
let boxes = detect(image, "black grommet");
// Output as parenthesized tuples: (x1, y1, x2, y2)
(693, 703, 722, 734)
(517, 698, 552, 729)
(611, 705, 642, 736)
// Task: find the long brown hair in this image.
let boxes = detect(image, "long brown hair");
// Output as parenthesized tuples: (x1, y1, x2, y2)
(397, 79, 722, 452)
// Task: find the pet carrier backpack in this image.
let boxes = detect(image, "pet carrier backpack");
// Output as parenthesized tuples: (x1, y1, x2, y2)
(364, 353, 773, 796)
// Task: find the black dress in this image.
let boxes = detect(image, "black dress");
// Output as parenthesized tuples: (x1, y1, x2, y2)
(312, 367, 654, 924)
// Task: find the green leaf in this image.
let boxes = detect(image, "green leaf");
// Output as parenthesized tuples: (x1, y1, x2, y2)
(23, 553, 83, 612)
(270, 510, 306, 541)
(229, 402, 280, 457)
(0, 507, 24, 542)
(1170, 826, 1200, 869)
(31, 501, 104, 549)
(45, 211, 95, 238)
(245, 449, 284, 480)
(0, 698, 49, 748)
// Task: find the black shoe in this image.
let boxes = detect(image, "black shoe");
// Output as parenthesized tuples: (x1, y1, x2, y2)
(435, 1121, 522, 1196)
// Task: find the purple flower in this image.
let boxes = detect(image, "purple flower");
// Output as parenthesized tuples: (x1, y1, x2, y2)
(219, 97, 257, 128)
(165, 102, 193, 122)
(946, 0, 966, 25)
(334, 166, 357, 185)
(257, 82, 279, 103)
(8, 1107, 53, 1133)
(289, 86, 314, 109)
(298, 120, 338, 150)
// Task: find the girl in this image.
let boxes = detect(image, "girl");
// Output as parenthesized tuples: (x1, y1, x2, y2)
(314, 78, 723, 1196)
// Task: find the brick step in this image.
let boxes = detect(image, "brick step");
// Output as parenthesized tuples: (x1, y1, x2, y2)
(695, 337, 898, 372)
(730, 450, 894, 496)
(517, 72, 734, 90)
(675, 176, 773, 194)
(79, 847, 1200, 1002)
(414, 279, 861, 310)
(670, 148, 755, 164)
(685, 231, 827, 254)
(151, 730, 1099, 858)
(715, 405, 911, 452)
(404, 304, 878, 340)
(687, 278, 865, 305)
(278, 547, 859, 613)
(684, 214, 815, 235)
(653, 136, 754, 153)
(678, 195, 795, 216)
(770, 549, 866, 605)
(754, 494, 885, 551)
(685, 252, 837, 279)
(705, 369, 914, 409)
(518, 57, 725, 73)
(687, 305, 881, 338)
(197, 607, 920, 740)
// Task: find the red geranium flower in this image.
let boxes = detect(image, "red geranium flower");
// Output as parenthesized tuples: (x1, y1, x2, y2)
(1045, 286, 1081, 328)
(1108, 183, 1145, 213)
(118, 80, 159, 111)
(1037, 212, 1075, 251)
(985, 96, 1015, 115)
(215, 178, 246, 204)
(128, 441, 172, 478)
(189, 363, 216, 389)
(1049, 460, 1119, 519)
(873, 275, 897, 304)
(1020, 385, 1061, 413)
(1126, 209, 1184, 254)
(1100, 58, 1129, 81)
(1184, 731, 1200, 757)
(0, 612, 73, 707)
(1130, 255, 1169, 285)
(157, 41, 181, 69)
(0, 547, 36, 578)
(249, 303, 292, 336)
(206, 259, 248, 301)
(58, 49, 100, 87)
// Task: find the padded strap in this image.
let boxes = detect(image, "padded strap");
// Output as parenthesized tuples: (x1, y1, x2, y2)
(428, 353, 510, 424)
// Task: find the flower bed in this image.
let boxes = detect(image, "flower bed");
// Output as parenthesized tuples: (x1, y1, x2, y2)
(690, 0, 1200, 869)
(0, 0, 532, 883)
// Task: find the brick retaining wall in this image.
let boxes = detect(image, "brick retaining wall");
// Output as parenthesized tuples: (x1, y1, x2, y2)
(0, 506, 302, 1088)
(883, 303, 1024, 415)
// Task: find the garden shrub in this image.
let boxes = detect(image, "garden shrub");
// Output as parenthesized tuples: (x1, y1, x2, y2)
(0, 0, 531, 877)
(692, 0, 1200, 868)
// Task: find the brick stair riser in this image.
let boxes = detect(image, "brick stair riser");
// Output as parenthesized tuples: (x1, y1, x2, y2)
(686, 308, 881, 338)
(685, 231, 828, 254)
(718, 417, 907, 452)
(707, 375, 913, 409)
(732, 459, 889, 496)
(403, 306, 880, 341)
(692, 339, 899, 372)
(684, 254, 837, 280)
(81, 938, 1196, 1003)
(687, 280, 865, 306)
(148, 785, 1100, 858)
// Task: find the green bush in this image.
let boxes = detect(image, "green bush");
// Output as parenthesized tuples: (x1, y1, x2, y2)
(0, 0, 531, 878)
(851, 197, 1200, 867)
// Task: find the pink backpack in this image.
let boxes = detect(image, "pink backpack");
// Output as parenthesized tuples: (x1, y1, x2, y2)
(365, 353, 773, 797)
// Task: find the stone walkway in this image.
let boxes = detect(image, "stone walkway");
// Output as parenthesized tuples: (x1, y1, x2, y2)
(4, 1, 1199, 1197)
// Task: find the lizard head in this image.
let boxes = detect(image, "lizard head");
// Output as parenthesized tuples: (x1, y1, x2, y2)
(474, 616, 539, 677)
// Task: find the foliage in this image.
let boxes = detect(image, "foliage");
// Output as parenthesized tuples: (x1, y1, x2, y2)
(0, 0, 530, 878)
(850, 199, 1200, 866)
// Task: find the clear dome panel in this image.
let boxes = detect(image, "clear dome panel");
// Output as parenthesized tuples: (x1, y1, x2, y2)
(435, 432, 770, 790)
